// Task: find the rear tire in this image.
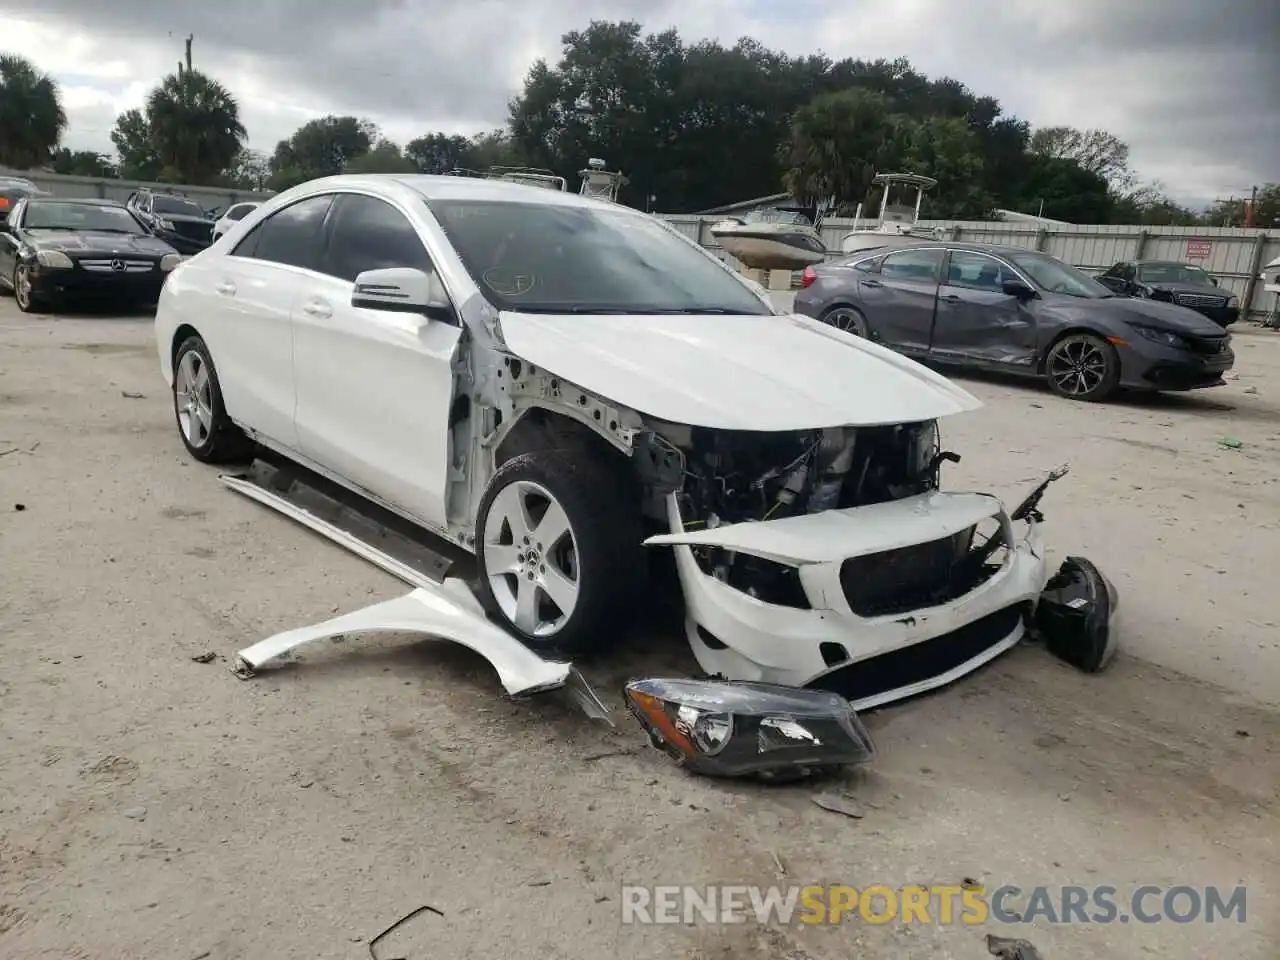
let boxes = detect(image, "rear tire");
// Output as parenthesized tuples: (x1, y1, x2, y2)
(172, 335, 254, 463)
(820, 305, 869, 338)
(474, 449, 646, 657)
(1044, 333, 1120, 402)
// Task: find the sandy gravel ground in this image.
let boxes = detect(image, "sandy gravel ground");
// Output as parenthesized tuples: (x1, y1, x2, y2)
(1, 301, 1277, 960)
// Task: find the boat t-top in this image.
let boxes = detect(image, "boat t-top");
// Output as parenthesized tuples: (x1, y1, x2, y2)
(444, 165, 567, 192)
(578, 158, 626, 202)
(709, 205, 828, 271)
(838, 173, 943, 255)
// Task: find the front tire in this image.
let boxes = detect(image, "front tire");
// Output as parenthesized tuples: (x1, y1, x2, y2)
(474, 450, 645, 657)
(172, 335, 253, 463)
(13, 263, 45, 314)
(1044, 333, 1120, 402)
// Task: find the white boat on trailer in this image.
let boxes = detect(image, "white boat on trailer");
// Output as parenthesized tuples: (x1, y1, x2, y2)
(710, 206, 828, 270)
(838, 173, 943, 255)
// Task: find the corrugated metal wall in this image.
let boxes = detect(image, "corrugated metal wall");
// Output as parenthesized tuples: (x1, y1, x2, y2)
(664, 215, 1279, 320)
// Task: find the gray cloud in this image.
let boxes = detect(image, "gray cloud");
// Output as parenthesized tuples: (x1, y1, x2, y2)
(5, 0, 1277, 205)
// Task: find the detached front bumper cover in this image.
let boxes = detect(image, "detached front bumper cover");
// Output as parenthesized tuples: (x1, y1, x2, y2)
(624, 678, 876, 779)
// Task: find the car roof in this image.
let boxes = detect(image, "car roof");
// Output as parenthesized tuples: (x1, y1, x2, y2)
(287, 173, 629, 213)
(843, 240, 1042, 260)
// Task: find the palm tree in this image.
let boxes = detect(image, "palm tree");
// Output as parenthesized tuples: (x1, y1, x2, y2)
(145, 38, 246, 184)
(0, 53, 68, 169)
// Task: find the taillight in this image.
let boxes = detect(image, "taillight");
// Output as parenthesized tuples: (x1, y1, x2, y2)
(801, 265, 817, 288)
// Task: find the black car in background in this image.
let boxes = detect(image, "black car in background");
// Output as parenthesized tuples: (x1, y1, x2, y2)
(126, 188, 215, 254)
(0, 176, 51, 222)
(1096, 259, 1239, 327)
(0, 197, 182, 313)
(792, 242, 1234, 403)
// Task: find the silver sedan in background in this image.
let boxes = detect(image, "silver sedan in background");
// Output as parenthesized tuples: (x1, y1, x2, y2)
(793, 242, 1235, 403)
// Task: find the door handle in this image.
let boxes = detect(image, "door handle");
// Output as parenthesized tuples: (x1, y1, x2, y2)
(215, 280, 236, 296)
(940, 294, 962, 303)
(302, 298, 332, 319)
(862, 279, 882, 288)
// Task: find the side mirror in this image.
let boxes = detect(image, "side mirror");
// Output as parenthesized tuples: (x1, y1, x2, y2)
(352, 267, 452, 321)
(1210, 276, 1219, 286)
(1002, 279, 1036, 300)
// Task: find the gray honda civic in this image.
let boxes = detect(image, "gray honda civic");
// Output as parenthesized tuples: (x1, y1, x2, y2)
(792, 241, 1235, 403)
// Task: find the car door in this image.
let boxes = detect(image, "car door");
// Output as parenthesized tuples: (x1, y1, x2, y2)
(1096, 262, 1128, 294)
(291, 191, 462, 533)
(199, 193, 337, 451)
(855, 247, 944, 356)
(931, 249, 1039, 368)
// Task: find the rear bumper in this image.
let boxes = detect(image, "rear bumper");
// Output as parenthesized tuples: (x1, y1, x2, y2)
(652, 493, 1050, 711)
(28, 264, 166, 303)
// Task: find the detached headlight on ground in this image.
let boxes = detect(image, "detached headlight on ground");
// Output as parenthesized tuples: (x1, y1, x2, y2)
(623, 678, 876, 779)
(1131, 325, 1187, 350)
(160, 254, 182, 271)
(35, 249, 74, 269)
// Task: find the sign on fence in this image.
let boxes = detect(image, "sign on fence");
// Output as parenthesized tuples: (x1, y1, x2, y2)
(1185, 238, 1212, 260)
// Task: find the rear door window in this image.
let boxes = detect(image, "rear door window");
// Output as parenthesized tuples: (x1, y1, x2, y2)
(881, 248, 944, 283)
(231, 195, 334, 270)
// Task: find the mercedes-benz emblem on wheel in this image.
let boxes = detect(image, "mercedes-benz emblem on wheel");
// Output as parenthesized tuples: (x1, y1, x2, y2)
(110, 259, 125, 272)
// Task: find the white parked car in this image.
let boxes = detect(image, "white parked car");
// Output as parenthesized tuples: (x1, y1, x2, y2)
(210, 201, 262, 242)
(153, 174, 1101, 708)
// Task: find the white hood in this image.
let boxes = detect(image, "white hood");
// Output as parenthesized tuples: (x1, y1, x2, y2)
(498, 311, 982, 430)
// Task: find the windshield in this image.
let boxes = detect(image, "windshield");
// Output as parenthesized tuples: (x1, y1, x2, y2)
(1007, 251, 1113, 299)
(153, 196, 206, 217)
(1137, 262, 1212, 285)
(22, 201, 147, 234)
(429, 199, 771, 315)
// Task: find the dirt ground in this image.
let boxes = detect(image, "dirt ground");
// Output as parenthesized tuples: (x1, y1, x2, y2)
(1, 301, 1277, 960)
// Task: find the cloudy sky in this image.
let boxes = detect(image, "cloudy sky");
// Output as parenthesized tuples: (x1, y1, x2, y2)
(4, 0, 1277, 208)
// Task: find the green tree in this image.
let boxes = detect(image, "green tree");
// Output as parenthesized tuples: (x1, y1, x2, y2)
(894, 115, 992, 219)
(110, 108, 162, 180)
(405, 132, 476, 174)
(268, 115, 377, 189)
(1029, 126, 1134, 192)
(344, 140, 417, 174)
(145, 67, 246, 183)
(222, 148, 270, 190)
(778, 89, 897, 209)
(50, 148, 116, 178)
(0, 53, 67, 168)
(1017, 155, 1113, 223)
(1110, 182, 1198, 226)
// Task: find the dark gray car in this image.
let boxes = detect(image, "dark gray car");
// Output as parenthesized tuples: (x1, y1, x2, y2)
(793, 242, 1235, 403)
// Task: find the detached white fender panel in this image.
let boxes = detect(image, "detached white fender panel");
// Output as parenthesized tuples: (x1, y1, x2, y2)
(236, 580, 573, 696)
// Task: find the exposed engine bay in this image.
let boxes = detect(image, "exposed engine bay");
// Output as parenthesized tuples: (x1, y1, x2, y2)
(638, 419, 1006, 611)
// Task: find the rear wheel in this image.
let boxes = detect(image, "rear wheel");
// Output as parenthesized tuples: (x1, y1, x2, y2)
(474, 450, 645, 657)
(172, 335, 253, 463)
(820, 305, 868, 338)
(1044, 333, 1120, 402)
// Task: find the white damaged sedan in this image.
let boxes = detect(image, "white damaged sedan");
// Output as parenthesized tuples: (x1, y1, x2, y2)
(154, 174, 1107, 710)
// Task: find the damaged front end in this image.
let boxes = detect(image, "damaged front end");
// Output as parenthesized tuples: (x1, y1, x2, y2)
(638, 419, 1098, 709)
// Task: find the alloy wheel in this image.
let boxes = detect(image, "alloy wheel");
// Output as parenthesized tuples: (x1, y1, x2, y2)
(174, 350, 214, 448)
(482, 480, 581, 637)
(1048, 339, 1108, 396)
